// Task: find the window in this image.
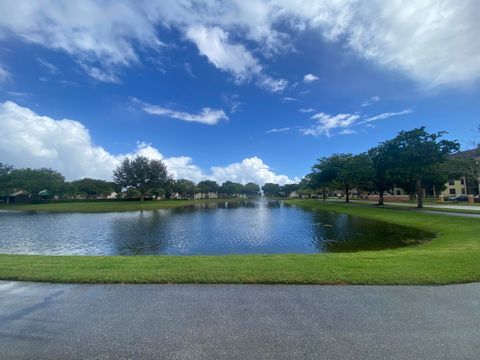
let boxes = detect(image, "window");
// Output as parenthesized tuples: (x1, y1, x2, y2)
(461, 178, 465, 185)
(450, 189, 456, 195)
(448, 180, 455, 186)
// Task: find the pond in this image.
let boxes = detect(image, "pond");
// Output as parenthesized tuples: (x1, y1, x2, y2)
(0, 200, 432, 256)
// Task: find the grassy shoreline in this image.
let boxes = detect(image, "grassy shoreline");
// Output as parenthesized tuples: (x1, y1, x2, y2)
(0, 199, 479, 285)
(0, 198, 243, 213)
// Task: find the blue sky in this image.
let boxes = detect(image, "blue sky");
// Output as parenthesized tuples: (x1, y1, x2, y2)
(0, 1, 479, 184)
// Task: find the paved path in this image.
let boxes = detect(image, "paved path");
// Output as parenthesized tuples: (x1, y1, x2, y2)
(1, 281, 479, 359)
(383, 202, 480, 212)
(338, 199, 480, 218)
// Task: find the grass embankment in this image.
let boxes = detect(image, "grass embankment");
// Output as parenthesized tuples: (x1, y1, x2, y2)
(0, 198, 233, 213)
(0, 199, 479, 285)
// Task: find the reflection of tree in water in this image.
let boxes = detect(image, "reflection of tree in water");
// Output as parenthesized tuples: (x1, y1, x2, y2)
(192, 200, 259, 210)
(309, 211, 432, 252)
(109, 210, 171, 255)
(265, 200, 281, 209)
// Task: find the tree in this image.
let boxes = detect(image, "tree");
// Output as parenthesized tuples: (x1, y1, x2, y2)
(313, 154, 369, 203)
(2, 168, 66, 198)
(196, 180, 219, 198)
(280, 183, 299, 197)
(0, 163, 14, 196)
(306, 166, 335, 201)
(71, 178, 114, 198)
(366, 144, 396, 205)
(113, 156, 171, 201)
(220, 181, 244, 197)
(172, 179, 197, 199)
(386, 127, 459, 208)
(243, 182, 260, 197)
(262, 183, 281, 197)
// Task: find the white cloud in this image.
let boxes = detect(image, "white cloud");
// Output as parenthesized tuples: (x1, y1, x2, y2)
(302, 108, 413, 136)
(184, 62, 195, 77)
(0, 101, 294, 184)
(358, 109, 413, 124)
(276, 0, 480, 87)
(211, 157, 295, 185)
(0, 0, 162, 82)
(339, 129, 357, 135)
(303, 73, 319, 83)
(186, 25, 262, 83)
(5, 91, 31, 99)
(360, 95, 381, 107)
(302, 112, 360, 137)
(37, 58, 60, 75)
(79, 64, 120, 83)
(282, 97, 297, 102)
(0, 101, 121, 180)
(299, 108, 315, 113)
(257, 75, 288, 93)
(2, 1, 476, 87)
(0, 64, 11, 83)
(222, 94, 242, 113)
(186, 25, 287, 92)
(139, 100, 229, 125)
(266, 127, 290, 134)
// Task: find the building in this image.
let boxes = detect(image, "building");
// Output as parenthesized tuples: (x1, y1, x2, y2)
(441, 178, 468, 198)
(442, 148, 480, 198)
(194, 192, 219, 199)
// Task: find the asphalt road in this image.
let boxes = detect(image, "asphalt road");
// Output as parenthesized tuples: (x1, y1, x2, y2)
(0, 281, 479, 360)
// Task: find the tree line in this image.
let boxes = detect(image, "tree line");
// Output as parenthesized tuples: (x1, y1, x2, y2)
(298, 127, 480, 208)
(0, 156, 262, 202)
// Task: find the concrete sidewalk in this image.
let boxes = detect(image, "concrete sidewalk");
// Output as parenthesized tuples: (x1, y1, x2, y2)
(1, 281, 479, 359)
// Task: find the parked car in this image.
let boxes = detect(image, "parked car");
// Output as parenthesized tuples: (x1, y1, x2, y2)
(449, 195, 468, 202)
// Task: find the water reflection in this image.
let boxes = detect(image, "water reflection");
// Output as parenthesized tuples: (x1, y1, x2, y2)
(309, 211, 431, 252)
(0, 202, 431, 256)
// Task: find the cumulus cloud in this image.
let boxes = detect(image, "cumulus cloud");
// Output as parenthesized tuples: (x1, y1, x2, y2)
(138, 100, 229, 125)
(211, 157, 294, 185)
(0, 101, 122, 179)
(302, 112, 360, 137)
(303, 73, 319, 83)
(0, 101, 294, 184)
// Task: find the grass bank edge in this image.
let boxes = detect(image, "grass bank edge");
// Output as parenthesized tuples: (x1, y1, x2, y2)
(0, 198, 244, 213)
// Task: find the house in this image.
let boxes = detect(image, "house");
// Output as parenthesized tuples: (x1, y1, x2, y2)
(441, 178, 468, 198)
(441, 148, 480, 198)
(194, 192, 219, 199)
(2, 190, 31, 204)
(289, 191, 300, 198)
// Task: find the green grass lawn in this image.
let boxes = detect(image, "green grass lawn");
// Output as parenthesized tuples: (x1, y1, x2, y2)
(0, 198, 232, 213)
(0, 199, 479, 285)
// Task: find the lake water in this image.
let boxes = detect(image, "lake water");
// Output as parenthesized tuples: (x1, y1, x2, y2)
(0, 200, 431, 255)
